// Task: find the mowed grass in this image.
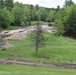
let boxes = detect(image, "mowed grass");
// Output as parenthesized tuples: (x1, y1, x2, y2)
(26, 21, 48, 25)
(0, 64, 76, 75)
(0, 33, 76, 64)
(31, 21, 48, 25)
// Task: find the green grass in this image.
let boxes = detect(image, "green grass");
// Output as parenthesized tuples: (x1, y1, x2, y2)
(27, 21, 48, 25)
(7, 26, 20, 30)
(0, 33, 76, 64)
(0, 26, 20, 31)
(0, 21, 48, 31)
(0, 64, 76, 75)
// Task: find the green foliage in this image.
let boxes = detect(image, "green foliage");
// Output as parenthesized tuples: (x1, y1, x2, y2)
(0, 1, 60, 28)
(55, 9, 66, 35)
(12, 2, 26, 26)
(64, 0, 74, 7)
(21, 21, 25, 27)
(46, 10, 56, 22)
(0, 0, 14, 10)
(0, 0, 4, 8)
(39, 7, 48, 21)
(0, 8, 14, 28)
(64, 5, 76, 32)
(30, 22, 46, 53)
(56, 5, 76, 34)
(0, 0, 76, 34)
(29, 4, 35, 21)
(55, 19, 65, 35)
(4, 0, 14, 11)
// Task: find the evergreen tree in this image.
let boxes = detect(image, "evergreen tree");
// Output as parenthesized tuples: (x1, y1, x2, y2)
(29, 4, 35, 21)
(30, 22, 46, 53)
(64, 0, 74, 7)
(26, 10, 31, 25)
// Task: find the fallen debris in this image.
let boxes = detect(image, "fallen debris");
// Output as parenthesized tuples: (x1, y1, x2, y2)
(0, 38, 14, 49)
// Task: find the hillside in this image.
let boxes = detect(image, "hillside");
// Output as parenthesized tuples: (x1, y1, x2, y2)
(0, 33, 76, 64)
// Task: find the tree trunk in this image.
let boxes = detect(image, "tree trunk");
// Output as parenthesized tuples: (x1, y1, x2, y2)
(36, 40, 38, 53)
(36, 46, 38, 53)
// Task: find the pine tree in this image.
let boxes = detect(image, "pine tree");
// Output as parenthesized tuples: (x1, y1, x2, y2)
(64, 0, 74, 7)
(30, 22, 46, 53)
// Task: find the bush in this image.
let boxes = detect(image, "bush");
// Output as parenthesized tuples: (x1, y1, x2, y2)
(21, 21, 25, 27)
(0, 8, 14, 28)
(55, 5, 76, 35)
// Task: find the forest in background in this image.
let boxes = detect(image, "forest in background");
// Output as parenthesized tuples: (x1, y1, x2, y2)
(0, 0, 76, 35)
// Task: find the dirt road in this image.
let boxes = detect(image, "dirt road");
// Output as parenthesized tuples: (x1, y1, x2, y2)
(0, 59, 76, 69)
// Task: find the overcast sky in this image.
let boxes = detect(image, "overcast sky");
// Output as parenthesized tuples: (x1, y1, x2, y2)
(14, 0, 76, 8)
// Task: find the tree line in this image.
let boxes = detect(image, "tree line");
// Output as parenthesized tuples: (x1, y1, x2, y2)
(0, 0, 60, 28)
(0, 0, 76, 35)
(56, 0, 76, 35)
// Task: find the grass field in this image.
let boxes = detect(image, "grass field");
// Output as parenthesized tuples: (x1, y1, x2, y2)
(26, 21, 48, 25)
(26, 21, 49, 26)
(32, 21, 48, 25)
(0, 64, 76, 75)
(0, 26, 20, 31)
(0, 33, 76, 64)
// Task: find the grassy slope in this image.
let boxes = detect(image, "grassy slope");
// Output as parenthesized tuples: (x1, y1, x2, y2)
(0, 64, 76, 75)
(0, 33, 76, 64)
